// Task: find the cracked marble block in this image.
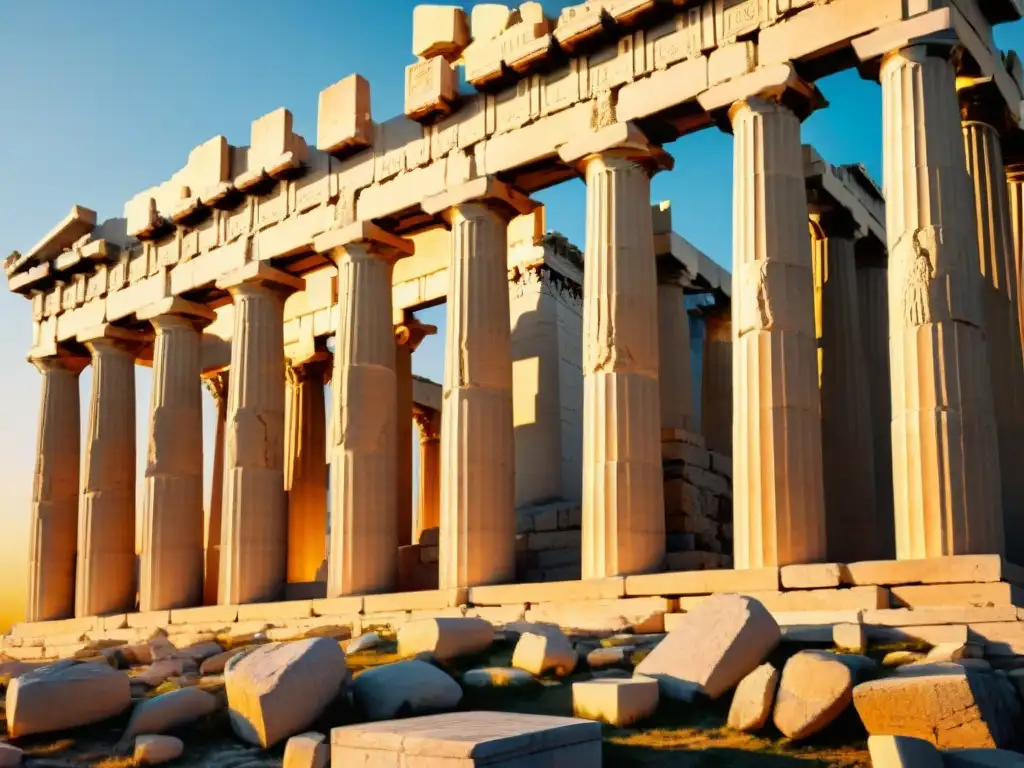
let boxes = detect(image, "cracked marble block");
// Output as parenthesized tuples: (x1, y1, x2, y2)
(76, 326, 142, 617)
(139, 301, 213, 611)
(811, 212, 879, 563)
(27, 354, 86, 622)
(731, 97, 825, 568)
(405, 56, 458, 122)
(217, 265, 304, 605)
(963, 110, 1024, 565)
(284, 359, 328, 585)
(882, 46, 1003, 558)
(317, 75, 372, 156)
(317, 224, 411, 597)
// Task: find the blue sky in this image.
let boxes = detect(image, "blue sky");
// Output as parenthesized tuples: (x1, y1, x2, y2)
(0, 1, 1021, 623)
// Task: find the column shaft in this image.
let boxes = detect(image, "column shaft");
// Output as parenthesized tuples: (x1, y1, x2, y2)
(812, 225, 880, 561)
(700, 309, 732, 455)
(327, 246, 399, 596)
(1008, 172, 1024, 352)
(881, 47, 1003, 558)
(856, 248, 896, 558)
(964, 120, 1024, 564)
(27, 356, 84, 622)
(76, 338, 137, 617)
(140, 317, 205, 611)
(219, 285, 289, 604)
(395, 336, 414, 548)
(415, 410, 441, 541)
(731, 97, 826, 568)
(285, 362, 328, 584)
(658, 278, 694, 433)
(581, 154, 665, 578)
(439, 203, 516, 588)
(203, 372, 228, 606)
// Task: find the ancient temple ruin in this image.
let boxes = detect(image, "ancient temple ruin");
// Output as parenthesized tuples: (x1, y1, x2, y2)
(7, 0, 1024, 647)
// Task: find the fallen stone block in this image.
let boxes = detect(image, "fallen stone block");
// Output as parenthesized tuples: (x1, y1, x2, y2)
(834, 623, 866, 653)
(6, 660, 131, 738)
(134, 735, 183, 765)
(512, 630, 577, 677)
(225, 638, 350, 748)
(330, 711, 602, 765)
(854, 668, 1021, 748)
(0, 743, 22, 768)
(132, 659, 194, 688)
(634, 594, 780, 701)
(883, 651, 927, 668)
(461, 667, 535, 688)
(199, 646, 252, 676)
(147, 636, 177, 662)
(171, 641, 223, 663)
(926, 643, 982, 664)
(573, 677, 659, 727)
(727, 663, 778, 732)
(123, 687, 221, 739)
(284, 731, 328, 768)
(397, 617, 494, 661)
(352, 660, 462, 721)
(588, 646, 631, 669)
(773, 650, 854, 740)
(345, 632, 382, 654)
(943, 749, 1024, 766)
(866, 734, 942, 767)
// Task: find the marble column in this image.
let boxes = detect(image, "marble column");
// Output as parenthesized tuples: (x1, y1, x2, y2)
(560, 125, 666, 578)
(394, 320, 436, 548)
(962, 96, 1024, 564)
(76, 325, 144, 617)
(27, 353, 87, 622)
(284, 355, 328, 585)
(881, 45, 1003, 557)
(700, 303, 732, 456)
(203, 371, 229, 606)
(216, 264, 304, 605)
(1007, 166, 1024, 354)
(855, 238, 895, 558)
(414, 408, 442, 542)
(139, 299, 214, 611)
(730, 95, 826, 568)
(811, 211, 879, 562)
(314, 223, 411, 597)
(423, 178, 531, 589)
(657, 267, 694, 434)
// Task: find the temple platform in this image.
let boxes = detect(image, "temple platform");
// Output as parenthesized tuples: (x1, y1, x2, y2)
(6, 554, 1024, 662)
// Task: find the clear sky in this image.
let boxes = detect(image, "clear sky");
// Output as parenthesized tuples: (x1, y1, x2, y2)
(0, 1, 1021, 631)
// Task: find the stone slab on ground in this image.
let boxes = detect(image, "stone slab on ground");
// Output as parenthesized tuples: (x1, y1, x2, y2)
(781, 564, 843, 589)
(123, 687, 221, 739)
(6, 659, 131, 738)
(635, 594, 780, 702)
(512, 630, 577, 676)
(727, 662, 778, 732)
(353, 660, 463, 721)
(134, 735, 183, 765)
(843, 556, 1022, 587)
(891, 583, 1024, 608)
(397, 617, 494, 661)
(283, 732, 328, 768)
(773, 650, 854, 740)
(866, 735, 942, 767)
(523, 597, 674, 635)
(331, 711, 602, 765)
(572, 677, 659, 727)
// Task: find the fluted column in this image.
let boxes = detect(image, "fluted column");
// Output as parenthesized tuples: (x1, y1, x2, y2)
(962, 94, 1024, 564)
(414, 408, 442, 541)
(216, 264, 304, 605)
(394, 320, 436, 548)
(422, 178, 532, 589)
(27, 353, 87, 622)
(76, 325, 144, 617)
(811, 211, 879, 562)
(314, 223, 411, 597)
(284, 355, 328, 585)
(1008, 167, 1024, 354)
(700, 303, 732, 456)
(730, 94, 826, 568)
(881, 45, 1003, 558)
(139, 299, 214, 611)
(560, 125, 667, 578)
(203, 371, 229, 606)
(855, 238, 895, 558)
(658, 268, 694, 433)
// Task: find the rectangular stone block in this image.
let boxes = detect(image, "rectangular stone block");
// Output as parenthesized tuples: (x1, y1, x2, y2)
(126, 611, 171, 629)
(864, 624, 969, 645)
(12, 616, 98, 639)
(312, 596, 365, 617)
(708, 40, 756, 85)
(483, 101, 590, 174)
(331, 712, 602, 765)
(357, 160, 447, 222)
(861, 606, 1019, 627)
(467, 605, 527, 626)
(105, 270, 169, 322)
(468, 578, 625, 606)
(405, 56, 457, 122)
(843, 555, 1019, 587)
(968, 622, 1024, 655)
(617, 57, 709, 123)
(525, 597, 675, 635)
(625, 567, 779, 596)
(412, 5, 469, 60)
(236, 600, 314, 622)
(781, 564, 843, 589)
(890, 583, 1024, 608)
(363, 588, 467, 614)
(318, 75, 372, 156)
(168, 604, 239, 626)
(573, 677, 659, 727)
(678, 586, 889, 613)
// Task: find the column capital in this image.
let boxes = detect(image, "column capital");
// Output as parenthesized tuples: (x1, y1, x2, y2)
(699, 63, 825, 127)
(286, 352, 331, 386)
(29, 350, 89, 375)
(395, 318, 437, 352)
(313, 221, 414, 264)
(810, 208, 859, 241)
(853, 10, 960, 77)
(1007, 163, 1024, 182)
(215, 261, 305, 296)
(557, 122, 672, 175)
(203, 370, 230, 405)
(422, 176, 537, 221)
(958, 76, 1015, 133)
(137, 297, 216, 330)
(413, 407, 440, 443)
